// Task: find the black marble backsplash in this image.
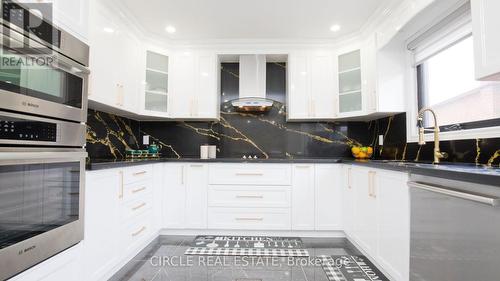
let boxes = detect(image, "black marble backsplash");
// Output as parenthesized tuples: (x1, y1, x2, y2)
(86, 63, 500, 166)
(375, 114, 500, 166)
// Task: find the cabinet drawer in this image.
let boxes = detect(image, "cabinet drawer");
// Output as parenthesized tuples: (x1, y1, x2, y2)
(208, 186, 290, 208)
(123, 165, 153, 185)
(208, 207, 291, 230)
(209, 164, 291, 185)
(121, 214, 152, 254)
(121, 179, 152, 202)
(120, 194, 153, 222)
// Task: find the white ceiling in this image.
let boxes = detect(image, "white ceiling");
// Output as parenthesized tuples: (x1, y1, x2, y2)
(119, 0, 392, 42)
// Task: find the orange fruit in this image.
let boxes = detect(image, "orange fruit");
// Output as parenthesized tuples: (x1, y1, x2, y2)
(367, 147, 373, 154)
(358, 152, 367, 158)
(351, 147, 360, 154)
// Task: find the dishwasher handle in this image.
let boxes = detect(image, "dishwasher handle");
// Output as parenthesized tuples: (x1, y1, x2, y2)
(408, 181, 500, 207)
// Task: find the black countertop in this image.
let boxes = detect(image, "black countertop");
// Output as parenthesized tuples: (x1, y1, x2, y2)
(86, 157, 343, 170)
(86, 158, 500, 187)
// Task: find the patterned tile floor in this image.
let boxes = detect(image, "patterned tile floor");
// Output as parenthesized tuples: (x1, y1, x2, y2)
(111, 236, 362, 281)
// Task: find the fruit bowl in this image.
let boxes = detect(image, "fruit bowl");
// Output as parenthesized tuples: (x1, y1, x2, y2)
(351, 146, 373, 159)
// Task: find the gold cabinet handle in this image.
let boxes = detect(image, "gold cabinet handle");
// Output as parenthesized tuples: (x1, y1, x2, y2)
(368, 171, 376, 198)
(132, 202, 146, 211)
(235, 172, 264, 176)
(347, 167, 352, 189)
(118, 171, 124, 199)
(235, 217, 263, 221)
(133, 171, 147, 176)
(295, 165, 311, 168)
(181, 165, 184, 185)
(235, 195, 264, 199)
(131, 226, 146, 237)
(132, 187, 146, 194)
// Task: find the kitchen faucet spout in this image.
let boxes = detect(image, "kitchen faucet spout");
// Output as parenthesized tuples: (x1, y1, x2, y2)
(417, 107, 447, 164)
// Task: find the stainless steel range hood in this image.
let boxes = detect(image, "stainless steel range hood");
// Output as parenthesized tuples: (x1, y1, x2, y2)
(230, 55, 274, 112)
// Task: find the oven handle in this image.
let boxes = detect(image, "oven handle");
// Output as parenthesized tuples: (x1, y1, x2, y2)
(408, 181, 500, 207)
(0, 151, 87, 161)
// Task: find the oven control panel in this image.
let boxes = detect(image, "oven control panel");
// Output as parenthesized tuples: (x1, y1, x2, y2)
(0, 120, 57, 142)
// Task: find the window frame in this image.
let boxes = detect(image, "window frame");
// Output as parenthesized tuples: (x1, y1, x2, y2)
(405, 4, 500, 143)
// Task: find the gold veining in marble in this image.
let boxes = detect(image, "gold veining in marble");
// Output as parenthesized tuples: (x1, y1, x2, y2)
(180, 117, 269, 158)
(415, 145, 422, 162)
(221, 65, 239, 79)
(221, 111, 357, 147)
(401, 143, 407, 161)
(475, 139, 481, 165)
(86, 112, 137, 159)
(487, 149, 500, 167)
(111, 114, 140, 147)
(142, 131, 181, 159)
(181, 123, 221, 141)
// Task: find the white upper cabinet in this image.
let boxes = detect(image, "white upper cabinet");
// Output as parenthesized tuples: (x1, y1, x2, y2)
(472, 0, 500, 80)
(53, 0, 89, 43)
(287, 53, 310, 119)
(139, 47, 170, 117)
(337, 49, 364, 116)
(288, 51, 337, 121)
(169, 51, 219, 120)
(336, 33, 405, 120)
(17, 0, 89, 43)
(88, 0, 141, 114)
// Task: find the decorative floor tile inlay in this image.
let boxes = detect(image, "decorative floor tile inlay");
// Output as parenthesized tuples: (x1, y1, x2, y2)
(320, 255, 389, 281)
(185, 235, 309, 257)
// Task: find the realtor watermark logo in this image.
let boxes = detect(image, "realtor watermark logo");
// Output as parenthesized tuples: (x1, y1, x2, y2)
(1, 0, 56, 68)
(148, 255, 351, 268)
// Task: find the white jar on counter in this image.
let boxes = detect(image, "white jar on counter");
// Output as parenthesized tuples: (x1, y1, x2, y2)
(200, 145, 209, 159)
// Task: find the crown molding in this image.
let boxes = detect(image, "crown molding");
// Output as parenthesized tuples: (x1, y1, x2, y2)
(102, 0, 428, 49)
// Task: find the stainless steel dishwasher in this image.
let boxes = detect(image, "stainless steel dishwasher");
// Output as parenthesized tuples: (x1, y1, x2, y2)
(408, 174, 500, 281)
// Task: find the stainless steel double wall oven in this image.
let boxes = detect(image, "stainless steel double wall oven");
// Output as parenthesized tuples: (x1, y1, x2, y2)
(0, 1, 89, 280)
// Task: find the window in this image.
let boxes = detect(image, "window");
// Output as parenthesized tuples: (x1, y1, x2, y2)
(410, 3, 500, 135)
(416, 36, 500, 131)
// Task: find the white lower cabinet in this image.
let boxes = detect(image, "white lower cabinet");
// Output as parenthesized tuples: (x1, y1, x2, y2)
(13, 162, 409, 281)
(375, 170, 410, 281)
(162, 163, 208, 229)
(82, 169, 121, 281)
(342, 165, 356, 236)
(207, 164, 292, 230)
(163, 164, 187, 228)
(185, 164, 209, 229)
(343, 165, 409, 281)
(208, 207, 291, 230)
(291, 164, 315, 230)
(79, 164, 161, 281)
(315, 164, 342, 230)
(352, 167, 378, 255)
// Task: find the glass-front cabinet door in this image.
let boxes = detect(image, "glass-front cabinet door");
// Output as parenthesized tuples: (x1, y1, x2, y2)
(144, 51, 169, 114)
(338, 49, 363, 115)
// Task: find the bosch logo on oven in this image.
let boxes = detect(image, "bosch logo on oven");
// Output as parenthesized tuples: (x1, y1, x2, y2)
(22, 101, 40, 108)
(18, 245, 36, 256)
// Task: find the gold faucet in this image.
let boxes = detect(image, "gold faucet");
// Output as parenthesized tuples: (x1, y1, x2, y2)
(417, 108, 448, 164)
